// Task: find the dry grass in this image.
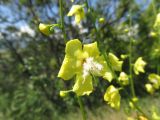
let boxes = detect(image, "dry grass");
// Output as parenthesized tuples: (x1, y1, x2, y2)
(59, 96, 160, 120)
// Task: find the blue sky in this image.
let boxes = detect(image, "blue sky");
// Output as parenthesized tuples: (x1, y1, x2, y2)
(0, 0, 152, 33)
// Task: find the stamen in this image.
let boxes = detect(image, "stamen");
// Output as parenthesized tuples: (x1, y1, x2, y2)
(82, 57, 103, 82)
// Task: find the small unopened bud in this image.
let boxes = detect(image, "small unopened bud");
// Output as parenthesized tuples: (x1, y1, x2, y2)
(145, 83, 154, 94)
(120, 54, 128, 59)
(60, 90, 72, 97)
(60, 91, 68, 97)
(129, 101, 135, 109)
(118, 72, 129, 85)
(132, 97, 138, 102)
(150, 31, 157, 37)
(124, 28, 129, 33)
(39, 23, 59, 36)
(99, 17, 105, 23)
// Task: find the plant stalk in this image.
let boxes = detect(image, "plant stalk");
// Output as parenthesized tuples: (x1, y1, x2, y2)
(129, 11, 136, 98)
(59, 0, 67, 43)
(77, 96, 86, 120)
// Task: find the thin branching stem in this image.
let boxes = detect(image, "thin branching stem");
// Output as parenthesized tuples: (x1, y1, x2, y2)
(59, 0, 67, 43)
(151, 0, 157, 17)
(151, 0, 160, 75)
(129, 10, 136, 98)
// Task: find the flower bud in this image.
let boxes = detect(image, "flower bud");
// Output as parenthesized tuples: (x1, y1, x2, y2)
(60, 91, 68, 97)
(120, 54, 128, 59)
(99, 17, 105, 23)
(145, 83, 154, 94)
(133, 57, 147, 75)
(118, 72, 129, 85)
(150, 31, 157, 37)
(39, 23, 54, 36)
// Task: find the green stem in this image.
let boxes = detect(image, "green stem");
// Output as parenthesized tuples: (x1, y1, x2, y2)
(151, 0, 157, 16)
(103, 52, 151, 119)
(59, 0, 67, 43)
(85, 0, 89, 10)
(123, 89, 151, 119)
(77, 96, 86, 120)
(129, 11, 136, 98)
(129, 38, 135, 97)
(151, 0, 160, 75)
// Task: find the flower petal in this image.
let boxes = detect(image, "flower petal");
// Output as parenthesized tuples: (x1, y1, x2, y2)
(104, 85, 121, 110)
(83, 42, 100, 57)
(65, 39, 83, 58)
(134, 57, 147, 75)
(58, 55, 76, 80)
(108, 53, 123, 71)
(67, 5, 82, 16)
(97, 56, 114, 82)
(73, 74, 93, 96)
(148, 73, 160, 89)
(74, 10, 85, 24)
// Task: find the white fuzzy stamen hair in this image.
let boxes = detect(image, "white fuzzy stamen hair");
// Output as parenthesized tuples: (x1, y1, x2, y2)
(83, 57, 103, 80)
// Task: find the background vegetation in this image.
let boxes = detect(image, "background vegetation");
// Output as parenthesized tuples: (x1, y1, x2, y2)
(0, 0, 160, 119)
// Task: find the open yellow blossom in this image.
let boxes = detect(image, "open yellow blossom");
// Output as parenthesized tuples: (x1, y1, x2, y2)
(133, 57, 147, 75)
(67, 5, 85, 24)
(104, 85, 121, 109)
(58, 39, 123, 96)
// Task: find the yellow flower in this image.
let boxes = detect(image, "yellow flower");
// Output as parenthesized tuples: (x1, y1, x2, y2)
(104, 85, 121, 109)
(58, 39, 120, 96)
(148, 73, 160, 89)
(67, 5, 85, 24)
(145, 83, 154, 94)
(133, 57, 147, 75)
(118, 72, 129, 85)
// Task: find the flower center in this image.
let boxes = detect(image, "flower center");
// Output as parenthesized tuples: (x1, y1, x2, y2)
(82, 57, 103, 79)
